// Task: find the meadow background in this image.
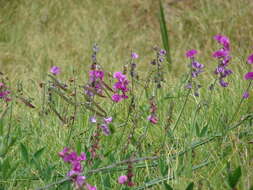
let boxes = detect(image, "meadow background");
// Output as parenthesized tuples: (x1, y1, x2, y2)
(1, 0, 253, 189)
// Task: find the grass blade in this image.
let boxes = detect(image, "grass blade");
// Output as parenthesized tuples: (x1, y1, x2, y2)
(159, 0, 172, 69)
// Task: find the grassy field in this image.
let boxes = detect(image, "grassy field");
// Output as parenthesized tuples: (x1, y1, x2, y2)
(1, 0, 253, 189)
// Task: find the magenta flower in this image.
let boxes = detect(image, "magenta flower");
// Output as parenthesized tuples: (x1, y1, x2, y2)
(243, 92, 249, 99)
(75, 176, 86, 188)
(214, 34, 230, 50)
(147, 115, 158, 124)
(131, 52, 139, 59)
(213, 35, 232, 88)
(112, 94, 122, 102)
(86, 184, 97, 190)
(159, 49, 166, 56)
(104, 117, 112, 124)
(90, 117, 97, 123)
(100, 124, 110, 136)
(50, 66, 61, 75)
(0, 82, 4, 87)
(186, 49, 197, 58)
(118, 175, 128, 184)
(244, 72, 253, 80)
(112, 72, 129, 102)
(212, 49, 229, 58)
(247, 53, 253, 64)
(89, 70, 104, 82)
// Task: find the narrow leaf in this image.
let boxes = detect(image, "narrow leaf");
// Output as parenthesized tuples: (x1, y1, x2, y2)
(185, 182, 194, 190)
(228, 167, 242, 188)
(20, 143, 29, 164)
(159, 0, 172, 68)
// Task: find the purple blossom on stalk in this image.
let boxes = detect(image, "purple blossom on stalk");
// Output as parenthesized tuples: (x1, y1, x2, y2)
(147, 115, 158, 124)
(214, 34, 230, 50)
(212, 34, 232, 88)
(159, 49, 166, 56)
(247, 53, 253, 64)
(100, 124, 110, 136)
(118, 175, 128, 184)
(186, 49, 197, 58)
(104, 117, 112, 124)
(50, 66, 61, 75)
(90, 117, 97, 123)
(243, 92, 249, 99)
(86, 184, 97, 190)
(58, 148, 96, 190)
(244, 72, 253, 80)
(131, 52, 139, 59)
(0, 83, 11, 102)
(111, 72, 129, 103)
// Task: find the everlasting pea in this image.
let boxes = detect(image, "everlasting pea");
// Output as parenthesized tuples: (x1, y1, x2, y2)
(247, 53, 253, 64)
(244, 72, 253, 80)
(50, 66, 61, 75)
(118, 175, 128, 184)
(243, 92, 249, 99)
(131, 52, 139, 59)
(186, 49, 197, 58)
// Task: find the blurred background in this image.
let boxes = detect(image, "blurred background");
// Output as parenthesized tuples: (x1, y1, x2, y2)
(0, 0, 253, 82)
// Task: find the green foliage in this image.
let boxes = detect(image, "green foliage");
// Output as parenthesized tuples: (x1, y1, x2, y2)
(228, 167, 242, 189)
(159, 0, 172, 69)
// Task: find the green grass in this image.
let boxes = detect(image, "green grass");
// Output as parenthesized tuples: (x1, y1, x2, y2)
(1, 0, 253, 189)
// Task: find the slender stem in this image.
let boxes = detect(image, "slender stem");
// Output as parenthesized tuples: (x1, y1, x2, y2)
(172, 88, 191, 131)
(229, 80, 252, 124)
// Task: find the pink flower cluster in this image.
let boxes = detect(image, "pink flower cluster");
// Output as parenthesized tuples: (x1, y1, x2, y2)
(50, 66, 61, 75)
(59, 148, 96, 190)
(242, 53, 253, 99)
(213, 34, 232, 87)
(112, 72, 129, 102)
(0, 82, 11, 102)
(147, 98, 158, 124)
(86, 70, 105, 96)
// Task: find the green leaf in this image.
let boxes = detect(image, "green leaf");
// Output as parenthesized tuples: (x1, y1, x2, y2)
(159, 0, 172, 69)
(228, 167, 242, 188)
(164, 182, 173, 190)
(185, 182, 194, 190)
(76, 141, 82, 154)
(158, 157, 168, 176)
(33, 147, 45, 159)
(200, 125, 208, 137)
(20, 143, 29, 164)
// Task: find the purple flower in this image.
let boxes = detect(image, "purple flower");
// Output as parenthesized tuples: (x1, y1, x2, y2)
(244, 72, 253, 80)
(50, 66, 61, 75)
(192, 61, 204, 69)
(75, 175, 86, 188)
(214, 34, 230, 50)
(247, 53, 253, 64)
(90, 117, 97, 123)
(112, 72, 129, 103)
(89, 70, 104, 82)
(147, 115, 158, 124)
(159, 49, 166, 56)
(0, 82, 4, 88)
(212, 49, 229, 58)
(186, 49, 197, 58)
(131, 52, 139, 59)
(77, 152, 86, 161)
(243, 92, 249, 99)
(100, 124, 110, 136)
(104, 117, 112, 124)
(0, 90, 10, 98)
(118, 175, 128, 184)
(219, 79, 228, 87)
(112, 94, 122, 102)
(86, 184, 97, 190)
